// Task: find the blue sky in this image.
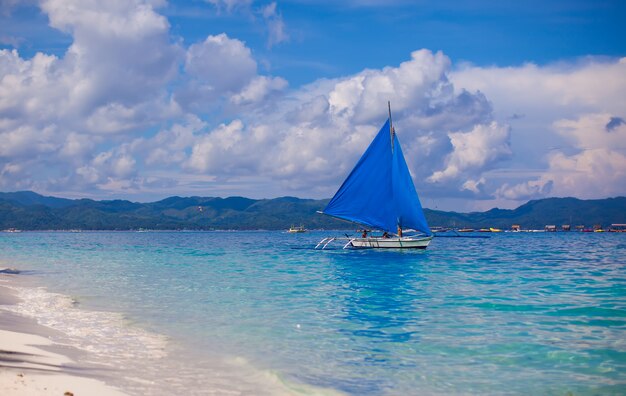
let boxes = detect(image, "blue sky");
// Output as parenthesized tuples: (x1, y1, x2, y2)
(0, 0, 625, 211)
(7, 1, 625, 84)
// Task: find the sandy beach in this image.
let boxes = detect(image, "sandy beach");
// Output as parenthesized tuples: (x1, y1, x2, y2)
(0, 270, 128, 396)
(0, 261, 328, 396)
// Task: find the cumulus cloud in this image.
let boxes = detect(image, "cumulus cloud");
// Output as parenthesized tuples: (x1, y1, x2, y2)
(193, 49, 502, 197)
(497, 113, 626, 200)
(450, 57, 626, 207)
(2, 0, 624, 209)
(231, 75, 288, 105)
(0, 0, 181, 193)
(72, 143, 141, 195)
(204, 0, 288, 48)
(0, 0, 181, 140)
(144, 116, 206, 166)
(117, 48, 499, 198)
(176, 33, 288, 112)
(451, 58, 626, 114)
(185, 34, 257, 93)
(59, 132, 96, 159)
(429, 122, 512, 185)
(0, 26, 509, 200)
(41, 0, 181, 114)
(495, 179, 553, 201)
(1, 0, 287, 197)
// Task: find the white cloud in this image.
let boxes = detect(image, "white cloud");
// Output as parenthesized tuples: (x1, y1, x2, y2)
(462, 177, 486, 194)
(450, 58, 626, 206)
(428, 122, 512, 183)
(497, 113, 626, 200)
(76, 165, 99, 184)
(144, 116, 206, 166)
(59, 132, 97, 159)
(41, 0, 181, 112)
(118, 48, 503, 200)
(0, 0, 181, 146)
(0, 0, 181, 194)
(231, 75, 288, 105)
(177, 33, 287, 112)
(185, 33, 257, 93)
(0, 124, 59, 157)
(2, 1, 624, 210)
(73, 146, 139, 190)
(85, 103, 140, 134)
(112, 154, 136, 178)
(8, 3, 497, 200)
(180, 49, 499, 197)
(496, 179, 553, 201)
(203, 0, 288, 48)
(451, 58, 626, 114)
(205, 0, 253, 13)
(186, 119, 265, 174)
(554, 113, 626, 150)
(261, 2, 288, 48)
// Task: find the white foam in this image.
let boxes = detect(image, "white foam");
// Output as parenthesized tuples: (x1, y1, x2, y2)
(1, 281, 345, 395)
(3, 284, 168, 362)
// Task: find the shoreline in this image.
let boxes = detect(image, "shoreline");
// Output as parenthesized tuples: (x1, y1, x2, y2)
(0, 275, 129, 395)
(0, 267, 341, 396)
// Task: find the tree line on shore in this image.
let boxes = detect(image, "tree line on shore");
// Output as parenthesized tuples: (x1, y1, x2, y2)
(0, 191, 624, 231)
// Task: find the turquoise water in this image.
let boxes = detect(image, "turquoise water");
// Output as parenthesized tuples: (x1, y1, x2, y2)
(1, 231, 625, 395)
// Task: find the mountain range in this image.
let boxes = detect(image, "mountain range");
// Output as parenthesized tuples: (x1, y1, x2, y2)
(0, 191, 624, 231)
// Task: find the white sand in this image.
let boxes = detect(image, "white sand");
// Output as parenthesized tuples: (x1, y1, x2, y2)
(0, 273, 129, 396)
(0, 329, 127, 395)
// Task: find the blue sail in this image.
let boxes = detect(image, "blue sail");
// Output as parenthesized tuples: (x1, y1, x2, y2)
(323, 119, 431, 235)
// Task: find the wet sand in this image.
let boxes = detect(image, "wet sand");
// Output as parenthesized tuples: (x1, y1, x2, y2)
(0, 271, 128, 396)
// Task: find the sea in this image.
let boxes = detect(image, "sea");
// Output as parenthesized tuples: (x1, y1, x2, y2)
(1, 230, 625, 395)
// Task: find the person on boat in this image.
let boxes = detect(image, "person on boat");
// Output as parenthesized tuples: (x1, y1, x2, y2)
(362, 230, 368, 238)
(397, 226, 403, 237)
(382, 231, 390, 238)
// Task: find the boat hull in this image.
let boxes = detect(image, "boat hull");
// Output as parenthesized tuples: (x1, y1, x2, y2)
(350, 236, 433, 249)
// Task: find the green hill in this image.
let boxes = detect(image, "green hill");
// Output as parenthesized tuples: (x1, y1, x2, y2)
(0, 191, 624, 231)
(425, 197, 626, 229)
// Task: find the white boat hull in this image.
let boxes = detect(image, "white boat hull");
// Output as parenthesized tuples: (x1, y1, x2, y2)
(349, 236, 433, 249)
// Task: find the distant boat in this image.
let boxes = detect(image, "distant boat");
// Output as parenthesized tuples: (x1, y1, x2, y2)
(431, 226, 450, 233)
(489, 227, 502, 233)
(317, 102, 432, 249)
(288, 225, 307, 233)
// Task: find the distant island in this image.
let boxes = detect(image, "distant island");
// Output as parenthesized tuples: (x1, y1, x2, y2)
(0, 191, 624, 231)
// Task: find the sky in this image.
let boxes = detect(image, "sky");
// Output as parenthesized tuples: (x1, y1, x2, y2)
(0, 0, 625, 211)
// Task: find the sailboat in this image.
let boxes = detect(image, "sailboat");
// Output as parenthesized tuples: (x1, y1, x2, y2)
(317, 102, 433, 249)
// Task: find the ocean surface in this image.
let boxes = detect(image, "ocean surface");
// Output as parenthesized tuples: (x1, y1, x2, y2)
(1, 231, 625, 395)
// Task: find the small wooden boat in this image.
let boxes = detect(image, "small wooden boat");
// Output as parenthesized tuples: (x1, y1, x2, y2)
(317, 102, 432, 249)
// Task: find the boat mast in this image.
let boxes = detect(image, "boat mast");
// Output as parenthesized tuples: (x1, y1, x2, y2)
(388, 101, 394, 152)
(388, 101, 403, 238)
